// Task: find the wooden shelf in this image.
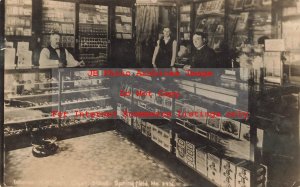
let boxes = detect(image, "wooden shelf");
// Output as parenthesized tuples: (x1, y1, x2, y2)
(61, 97, 111, 106)
(4, 116, 54, 125)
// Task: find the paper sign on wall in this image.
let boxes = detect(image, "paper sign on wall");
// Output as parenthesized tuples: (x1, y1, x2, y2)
(265, 39, 285, 51)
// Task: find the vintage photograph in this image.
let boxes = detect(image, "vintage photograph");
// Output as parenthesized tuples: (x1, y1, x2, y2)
(1, 0, 300, 187)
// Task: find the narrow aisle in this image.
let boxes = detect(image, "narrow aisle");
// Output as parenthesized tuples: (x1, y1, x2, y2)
(5, 131, 188, 187)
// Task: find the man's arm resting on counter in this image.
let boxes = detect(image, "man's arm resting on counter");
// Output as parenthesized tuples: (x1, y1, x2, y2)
(39, 48, 59, 67)
(65, 49, 82, 67)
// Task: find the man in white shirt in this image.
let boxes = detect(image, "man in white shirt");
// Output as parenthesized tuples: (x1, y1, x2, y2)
(39, 32, 85, 68)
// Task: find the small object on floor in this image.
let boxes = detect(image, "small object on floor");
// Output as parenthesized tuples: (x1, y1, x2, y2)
(32, 136, 59, 158)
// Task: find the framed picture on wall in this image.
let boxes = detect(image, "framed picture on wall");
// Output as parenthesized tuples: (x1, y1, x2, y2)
(234, 0, 244, 10)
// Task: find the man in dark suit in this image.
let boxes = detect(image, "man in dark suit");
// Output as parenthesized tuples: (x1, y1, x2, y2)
(184, 32, 217, 70)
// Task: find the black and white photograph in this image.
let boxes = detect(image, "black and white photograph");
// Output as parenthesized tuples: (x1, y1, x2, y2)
(0, 0, 300, 187)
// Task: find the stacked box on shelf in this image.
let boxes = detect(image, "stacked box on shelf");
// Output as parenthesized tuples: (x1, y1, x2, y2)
(115, 6, 132, 39)
(117, 103, 131, 125)
(132, 117, 142, 131)
(235, 161, 267, 187)
(220, 157, 246, 187)
(175, 132, 204, 169)
(185, 140, 197, 168)
(207, 151, 223, 186)
(141, 121, 152, 138)
(154, 94, 164, 107)
(5, 0, 32, 36)
(175, 134, 186, 161)
(195, 146, 208, 176)
(175, 101, 186, 126)
(151, 123, 172, 152)
(78, 4, 108, 66)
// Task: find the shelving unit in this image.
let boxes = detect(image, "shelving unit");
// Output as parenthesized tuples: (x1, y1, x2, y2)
(5, 0, 32, 36)
(115, 6, 132, 39)
(78, 4, 109, 67)
(194, 0, 225, 51)
(177, 4, 192, 65)
(4, 0, 136, 68)
(41, 0, 75, 49)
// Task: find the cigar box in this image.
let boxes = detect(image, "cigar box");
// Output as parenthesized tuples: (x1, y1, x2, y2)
(141, 121, 147, 136)
(195, 146, 208, 176)
(220, 157, 245, 187)
(175, 136, 186, 161)
(235, 161, 267, 187)
(207, 151, 222, 186)
(146, 122, 152, 137)
(151, 124, 172, 152)
(185, 140, 197, 168)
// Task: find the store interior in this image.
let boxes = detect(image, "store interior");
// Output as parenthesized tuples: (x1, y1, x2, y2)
(1, 0, 300, 187)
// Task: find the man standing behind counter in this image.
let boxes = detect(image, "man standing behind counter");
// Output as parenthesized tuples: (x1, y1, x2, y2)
(184, 32, 217, 70)
(39, 31, 85, 68)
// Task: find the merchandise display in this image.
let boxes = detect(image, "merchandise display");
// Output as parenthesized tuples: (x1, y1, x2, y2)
(115, 6, 132, 39)
(4, 69, 112, 137)
(41, 0, 75, 48)
(195, 0, 225, 51)
(5, 0, 32, 36)
(2, 0, 300, 187)
(79, 4, 108, 67)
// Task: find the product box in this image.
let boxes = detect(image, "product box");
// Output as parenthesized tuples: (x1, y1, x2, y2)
(145, 92, 156, 104)
(207, 152, 222, 186)
(194, 105, 208, 124)
(141, 121, 147, 136)
(220, 117, 241, 139)
(175, 135, 186, 161)
(195, 146, 208, 176)
(154, 94, 164, 107)
(141, 121, 152, 137)
(236, 162, 267, 187)
(220, 157, 245, 187)
(132, 117, 142, 131)
(195, 123, 209, 138)
(5, 48, 16, 69)
(206, 115, 221, 131)
(151, 125, 172, 152)
(236, 162, 251, 187)
(185, 140, 196, 168)
(117, 103, 122, 119)
(163, 97, 172, 110)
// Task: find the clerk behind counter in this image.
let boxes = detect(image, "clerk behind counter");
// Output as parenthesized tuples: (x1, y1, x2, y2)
(39, 31, 85, 68)
(183, 32, 217, 70)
